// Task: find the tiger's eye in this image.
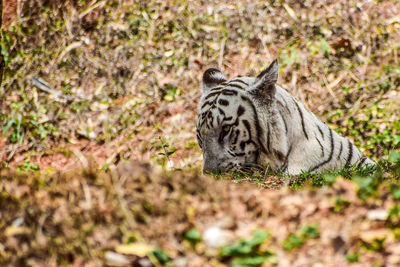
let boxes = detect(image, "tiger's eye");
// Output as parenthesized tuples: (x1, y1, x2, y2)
(222, 125, 230, 132)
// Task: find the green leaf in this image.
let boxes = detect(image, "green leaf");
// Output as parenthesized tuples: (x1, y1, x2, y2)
(334, 196, 351, 212)
(3, 119, 15, 135)
(151, 249, 170, 264)
(289, 48, 297, 65)
(220, 240, 253, 257)
(388, 204, 400, 220)
(246, 230, 270, 247)
(0, 43, 9, 66)
(231, 251, 275, 267)
(346, 252, 359, 263)
(323, 174, 337, 186)
(353, 176, 379, 201)
(183, 228, 201, 244)
(394, 135, 400, 146)
(17, 160, 40, 171)
(282, 234, 304, 250)
(388, 151, 400, 163)
(301, 224, 320, 239)
(390, 184, 400, 200)
(220, 229, 270, 257)
(361, 238, 385, 251)
(319, 37, 331, 55)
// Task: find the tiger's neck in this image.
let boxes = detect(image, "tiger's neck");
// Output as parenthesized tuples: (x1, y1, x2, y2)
(257, 86, 367, 175)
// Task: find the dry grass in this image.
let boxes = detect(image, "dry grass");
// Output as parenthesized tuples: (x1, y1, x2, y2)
(1, 0, 399, 171)
(1, 161, 400, 266)
(1, 1, 400, 266)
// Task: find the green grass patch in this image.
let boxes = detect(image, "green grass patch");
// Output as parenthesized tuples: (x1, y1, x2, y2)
(220, 229, 275, 266)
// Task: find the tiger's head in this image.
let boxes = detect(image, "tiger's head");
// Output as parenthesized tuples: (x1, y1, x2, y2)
(196, 59, 279, 174)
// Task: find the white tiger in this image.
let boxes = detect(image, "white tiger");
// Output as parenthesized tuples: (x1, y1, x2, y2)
(196, 59, 374, 175)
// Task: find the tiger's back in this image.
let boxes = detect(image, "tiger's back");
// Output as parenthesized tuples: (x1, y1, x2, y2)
(196, 59, 374, 175)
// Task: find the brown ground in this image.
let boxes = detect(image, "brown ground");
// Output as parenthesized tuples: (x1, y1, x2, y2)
(2, 0, 18, 29)
(1, 162, 399, 266)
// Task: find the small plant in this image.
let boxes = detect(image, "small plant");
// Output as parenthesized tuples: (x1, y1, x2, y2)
(323, 174, 337, 186)
(101, 162, 111, 172)
(3, 113, 25, 144)
(391, 228, 400, 240)
(283, 224, 320, 250)
(390, 184, 400, 200)
(288, 170, 324, 189)
(17, 159, 40, 172)
(388, 150, 400, 176)
(361, 238, 385, 251)
(346, 252, 359, 263)
(282, 234, 304, 250)
(334, 196, 351, 213)
(161, 84, 181, 102)
(319, 37, 331, 56)
(353, 176, 380, 201)
(388, 204, 400, 227)
(155, 137, 176, 167)
(219, 229, 275, 266)
(388, 151, 400, 163)
(231, 171, 247, 180)
(150, 249, 171, 266)
(183, 228, 202, 245)
(301, 224, 320, 239)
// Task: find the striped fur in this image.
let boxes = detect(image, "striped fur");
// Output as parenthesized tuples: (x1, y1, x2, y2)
(196, 59, 374, 175)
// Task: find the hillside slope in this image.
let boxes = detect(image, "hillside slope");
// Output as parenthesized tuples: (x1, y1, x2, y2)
(1, 1, 400, 266)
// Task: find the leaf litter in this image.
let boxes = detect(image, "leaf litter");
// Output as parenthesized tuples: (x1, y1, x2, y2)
(0, 159, 400, 266)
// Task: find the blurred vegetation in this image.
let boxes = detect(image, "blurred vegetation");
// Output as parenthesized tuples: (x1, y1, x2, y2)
(0, 0, 400, 265)
(0, 152, 398, 265)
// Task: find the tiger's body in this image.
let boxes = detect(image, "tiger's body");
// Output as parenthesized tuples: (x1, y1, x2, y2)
(196, 59, 374, 175)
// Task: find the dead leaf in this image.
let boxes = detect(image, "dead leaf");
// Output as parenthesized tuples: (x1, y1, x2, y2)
(359, 228, 391, 243)
(5, 226, 31, 236)
(115, 243, 155, 257)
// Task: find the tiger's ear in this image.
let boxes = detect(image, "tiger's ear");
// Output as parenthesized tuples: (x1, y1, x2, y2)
(250, 59, 279, 101)
(202, 68, 226, 92)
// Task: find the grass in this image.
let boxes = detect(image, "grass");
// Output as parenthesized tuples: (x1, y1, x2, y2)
(1, 0, 400, 170)
(0, 0, 400, 265)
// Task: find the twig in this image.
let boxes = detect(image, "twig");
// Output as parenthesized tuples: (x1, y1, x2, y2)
(322, 75, 337, 99)
(111, 171, 137, 229)
(56, 41, 82, 64)
(32, 77, 76, 102)
(356, 73, 398, 90)
(0, 0, 4, 93)
(72, 149, 89, 168)
(79, 0, 106, 19)
(6, 144, 19, 162)
(218, 37, 227, 70)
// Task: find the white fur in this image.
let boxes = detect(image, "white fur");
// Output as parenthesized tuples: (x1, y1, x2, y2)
(258, 85, 374, 175)
(197, 62, 374, 175)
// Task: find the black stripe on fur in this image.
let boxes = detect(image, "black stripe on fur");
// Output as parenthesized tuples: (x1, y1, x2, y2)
(345, 140, 353, 169)
(294, 100, 309, 140)
(311, 128, 334, 171)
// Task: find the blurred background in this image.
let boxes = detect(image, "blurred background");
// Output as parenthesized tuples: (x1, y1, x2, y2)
(1, 0, 399, 171)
